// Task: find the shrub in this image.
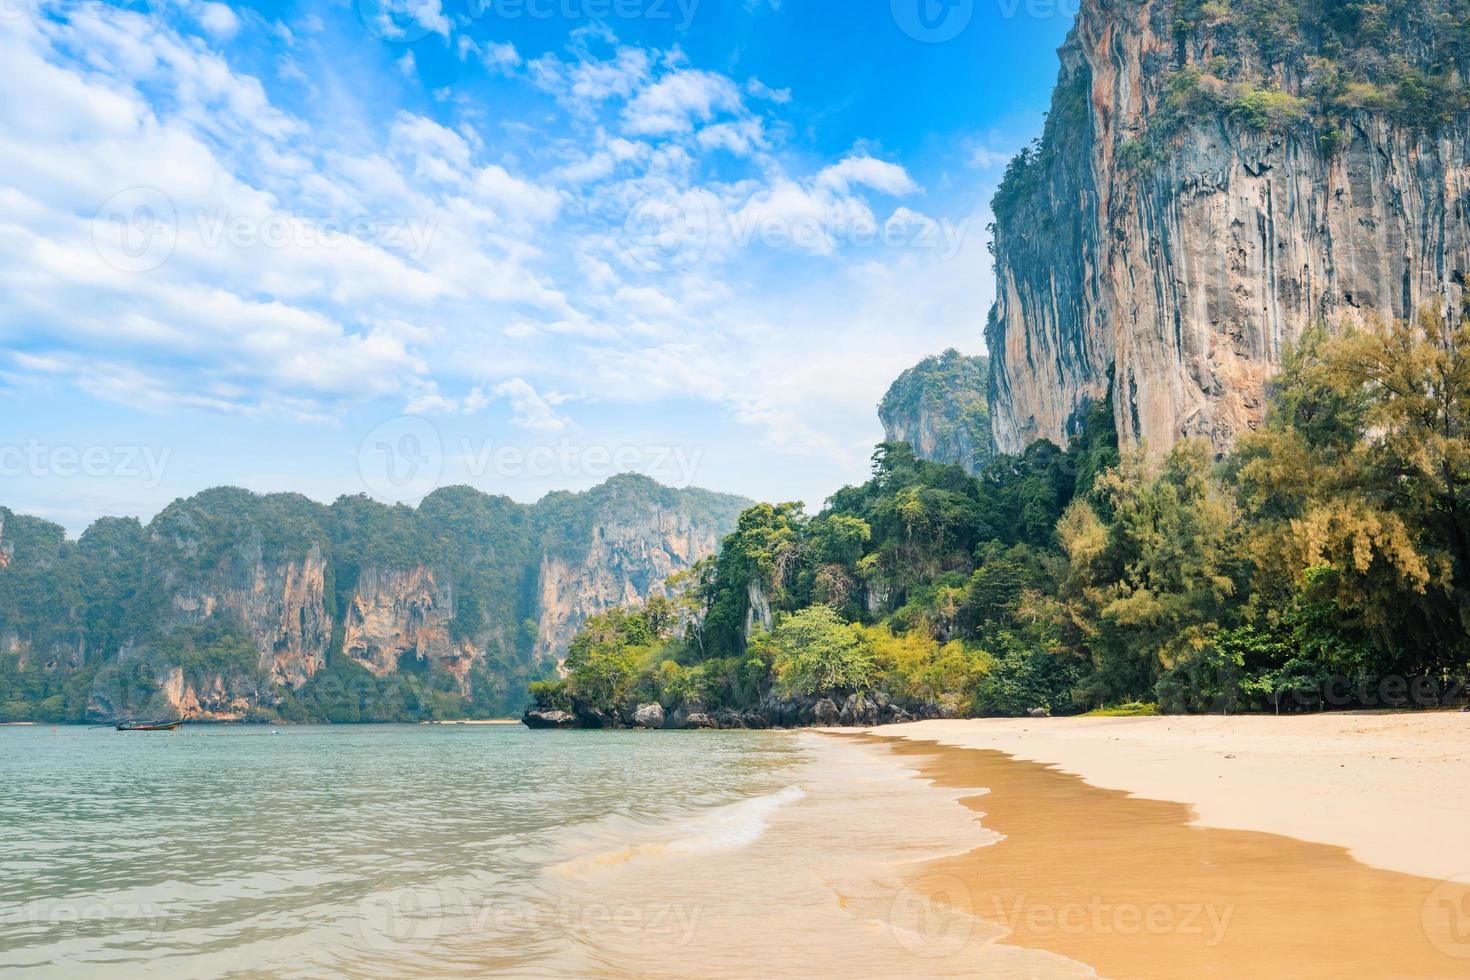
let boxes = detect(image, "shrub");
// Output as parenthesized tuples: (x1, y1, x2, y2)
(528, 679, 570, 711)
(770, 607, 876, 696)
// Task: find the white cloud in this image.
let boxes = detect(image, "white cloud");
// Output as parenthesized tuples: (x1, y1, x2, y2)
(473, 164, 562, 222)
(970, 143, 1016, 169)
(621, 69, 744, 136)
(482, 41, 521, 73)
(745, 78, 791, 104)
(817, 156, 920, 196)
(195, 3, 241, 41)
(493, 378, 573, 431)
(457, 37, 522, 74)
(462, 385, 490, 414)
(530, 45, 652, 113)
(696, 119, 766, 156)
(361, 0, 449, 41)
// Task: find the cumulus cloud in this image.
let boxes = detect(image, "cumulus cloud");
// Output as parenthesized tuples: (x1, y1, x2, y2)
(493, 378, 573, 431)
(3, 2, 989, 514)
(621, 69, 744, 135)
(816, 156, 920, 196)
(195, 2, 240, 41)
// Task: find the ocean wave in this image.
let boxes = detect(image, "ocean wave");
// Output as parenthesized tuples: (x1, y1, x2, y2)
(555, 785, 806, 876)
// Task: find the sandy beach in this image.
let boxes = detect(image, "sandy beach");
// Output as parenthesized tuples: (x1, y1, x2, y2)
(866, 711, 1470, 880)
(851, 711, 1470, 977)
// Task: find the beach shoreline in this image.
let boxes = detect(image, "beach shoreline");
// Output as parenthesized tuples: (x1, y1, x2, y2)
(852, 710, 1470, 883)
(837, 712, 1470, 976)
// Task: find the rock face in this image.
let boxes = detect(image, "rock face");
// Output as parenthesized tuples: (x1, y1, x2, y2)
(531, 478, 745, 664)
(632, 703, 665, 729)
(341, 565, 455, 678)
(879, 350, 991, 472)
(987, 0, 1470, 456)
(522, 707, 576, 729)
(0, 477, 749, 722)
(162, 540, 332, 689)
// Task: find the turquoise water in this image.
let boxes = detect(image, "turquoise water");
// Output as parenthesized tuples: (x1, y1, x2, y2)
(0, 724, 803, 978)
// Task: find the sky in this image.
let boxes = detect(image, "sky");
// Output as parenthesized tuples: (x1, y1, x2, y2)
(0, 0, 1077, 535)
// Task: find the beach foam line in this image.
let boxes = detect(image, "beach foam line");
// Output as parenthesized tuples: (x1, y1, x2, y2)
(554, 785, 805, 876)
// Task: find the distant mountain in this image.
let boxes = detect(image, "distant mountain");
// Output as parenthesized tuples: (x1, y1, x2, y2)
(878, 349, 991, 474)
(0, 475, 749, 722)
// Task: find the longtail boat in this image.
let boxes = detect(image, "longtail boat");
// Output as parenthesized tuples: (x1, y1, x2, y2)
(115, 719, 184, 732)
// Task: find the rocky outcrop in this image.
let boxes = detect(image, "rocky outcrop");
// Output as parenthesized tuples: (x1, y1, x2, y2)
(987, 0, 1470, 456)
(86, 653, 279, 723)
(879, 350, 991, 472)
(533, 476, 749, 663)
(743, 579, 773, 639)
(522, 707, 576, 729)
(632, 702, 665, 729)
(154, 666, 277, 722)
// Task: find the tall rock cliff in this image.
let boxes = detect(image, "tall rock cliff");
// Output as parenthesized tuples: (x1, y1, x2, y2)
(987, 0, 1470, 455)
(879, 350, 992, 473)
(0, 477, 749, 721)
(531, 476, 744, 664)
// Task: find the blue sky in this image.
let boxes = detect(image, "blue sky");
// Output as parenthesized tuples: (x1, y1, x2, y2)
(0, 0, 1075, 533)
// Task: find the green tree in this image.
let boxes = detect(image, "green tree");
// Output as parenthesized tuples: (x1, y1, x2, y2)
(770, 606, 876, 696)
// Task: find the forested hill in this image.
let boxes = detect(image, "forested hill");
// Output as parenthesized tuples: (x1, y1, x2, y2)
(0, 475, 749, 723)
(878, 349, 991, 474)
(527, 315, 1470, 728)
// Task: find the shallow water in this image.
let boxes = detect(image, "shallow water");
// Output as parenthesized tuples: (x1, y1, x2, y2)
(0, 725, 1077, 978)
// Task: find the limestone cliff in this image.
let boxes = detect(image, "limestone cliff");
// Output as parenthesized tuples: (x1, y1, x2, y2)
(987, 0, 1470, 455)
(141, 490, 333, 689)
(0, 478, 749, 721)
(532, 475, 750, 663)
(879, 350, 991, 472)
(340, 564, 480, 689)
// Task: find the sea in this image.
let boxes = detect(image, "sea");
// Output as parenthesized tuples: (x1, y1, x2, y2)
(0, 724, 1084, 978)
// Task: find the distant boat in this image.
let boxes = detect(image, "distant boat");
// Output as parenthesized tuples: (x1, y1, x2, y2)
(115, 719, 184, 732)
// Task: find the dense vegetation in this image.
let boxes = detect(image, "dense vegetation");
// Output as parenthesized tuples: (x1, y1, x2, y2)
(534, 312, 1470, 724)
(0, 475, 746, 723)
(1166, 0, 1470, 129)
(878, 350, 992, 473)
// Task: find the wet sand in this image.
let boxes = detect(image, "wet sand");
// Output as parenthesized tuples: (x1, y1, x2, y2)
(869, 734, 1470, 978)
(868, 712, 1470, 880)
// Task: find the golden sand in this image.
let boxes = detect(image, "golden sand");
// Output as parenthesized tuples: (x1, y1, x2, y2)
(875, 736, 1470, 979)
